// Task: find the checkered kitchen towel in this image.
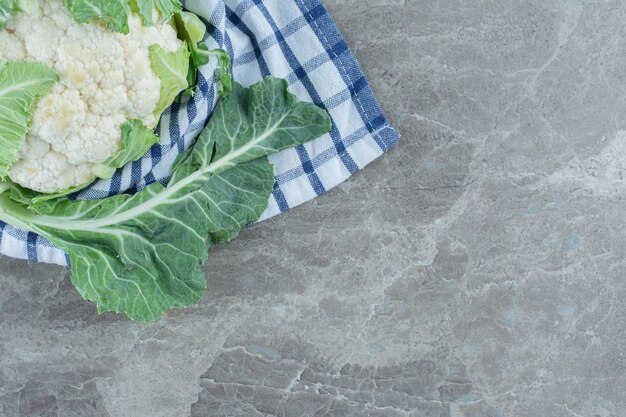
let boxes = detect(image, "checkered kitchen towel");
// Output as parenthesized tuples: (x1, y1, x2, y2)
(0, 0, 399, 265)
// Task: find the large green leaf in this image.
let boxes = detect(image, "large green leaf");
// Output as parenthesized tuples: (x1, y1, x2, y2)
(149, 43, 190, 117)
(0, 77, 332, 321)
(131, 0, 180, 26)
(46, 0, 182, 34)
(6, 0, 181, 33)
(0, 61, 58, 179)
(64, 0, 131, 33)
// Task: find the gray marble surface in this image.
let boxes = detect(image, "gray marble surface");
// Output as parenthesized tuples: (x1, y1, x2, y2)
(1, 1, 625, 416)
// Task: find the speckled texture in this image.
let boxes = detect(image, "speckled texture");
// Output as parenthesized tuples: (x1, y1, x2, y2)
(1, 1, 625, 416)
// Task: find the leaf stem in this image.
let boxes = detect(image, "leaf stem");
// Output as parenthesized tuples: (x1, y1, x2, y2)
(0, 193, 39, 233)
(22, 109, 287, 232)
(0, 182, 10, 195)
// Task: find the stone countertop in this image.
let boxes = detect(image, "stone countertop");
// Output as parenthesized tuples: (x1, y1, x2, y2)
(1, 1, 625, 416)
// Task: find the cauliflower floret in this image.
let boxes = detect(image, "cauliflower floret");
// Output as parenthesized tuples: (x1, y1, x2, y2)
(90, 85, 129, 115)
(3, 0, 184, 193)
(19, 16, 65, 62)
(72, 114, 127, 164)
(30, 86, 86, 147)
(0, 31, 26, 60)
(42, 0, 75, 29)
(19, 136, 51, 160)
(10, 150, 95, 194)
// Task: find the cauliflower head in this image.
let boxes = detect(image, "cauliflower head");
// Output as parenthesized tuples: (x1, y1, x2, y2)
(0, 0, 192, 194)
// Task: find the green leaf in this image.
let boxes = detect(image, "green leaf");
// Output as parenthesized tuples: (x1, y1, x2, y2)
(4, 0, 182, 33)
(210, 48, 232, 98)
(173, 11, 206, 92)
(15, 0, 37, 12)
(0, 77, 332, 321)
(174, 12, 232, 97)
(95, 120, 159, 178)
(33, 159, 274, 320)
(175, 10, 205, 44)
(130, 0, 181, 26)
(149, 43, 190, 116)
(0, 61, 58, 179)
(170, 77, 329, 184)
(61, 0, 183, 33)
(0, 0, 17, 30)
(0, 0, 31, 29)
(64, 0, 131, 34)
(0, 179, 37, 205)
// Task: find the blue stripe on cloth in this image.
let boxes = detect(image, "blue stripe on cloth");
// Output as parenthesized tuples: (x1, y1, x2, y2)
(272, 182, 289, 212)
(150, 143, 162, 165)
(193, 73, 217, 133)
(197, 72, 211, 97)
(296, 145, 325, 195)
(294, 0, 396, 152)
(186, 94, 198, 124)
(253, 0, 358, 195)
(233, 1, 256, 18)
(109, 169, 122, 195)
(253, 0, 359, 178)
(144, 172, 157, 187)
(284, 40, 347, 88)
(233, 49, 257, 67)
(168, 99, 183, 152)
(224, 31, 235, 67)
(130, 158, 142, 185)
(274, 125, 371, 184)
(204, 13, 222, 46)
(226, 5, 271, 77)
(262, 15, 309, 46)
(27, 232, 38, 261)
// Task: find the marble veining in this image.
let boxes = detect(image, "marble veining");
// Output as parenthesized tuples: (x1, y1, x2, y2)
(1, 1, 625, 416)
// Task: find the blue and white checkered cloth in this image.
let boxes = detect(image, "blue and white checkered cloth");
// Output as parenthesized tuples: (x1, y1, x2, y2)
(0, 0, 399, 265)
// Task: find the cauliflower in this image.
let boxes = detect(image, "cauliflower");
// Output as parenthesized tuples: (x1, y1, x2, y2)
(0, 0, 195, 194)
